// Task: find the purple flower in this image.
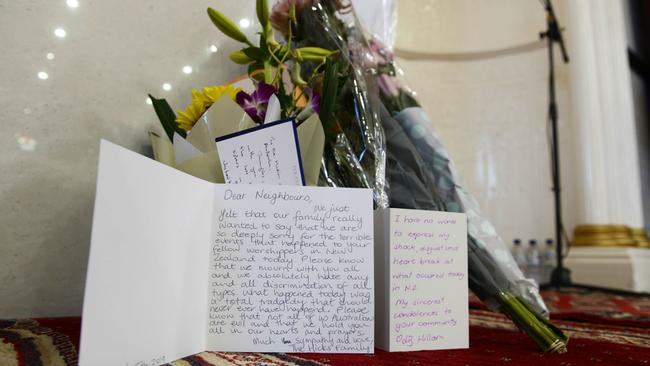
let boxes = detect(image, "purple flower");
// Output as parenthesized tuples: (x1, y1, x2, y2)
(236, 82, 276, 123)
(297, 87, 321, 121)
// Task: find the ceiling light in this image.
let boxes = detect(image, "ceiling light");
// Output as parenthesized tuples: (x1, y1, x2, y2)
(54, 28, 67, 38)
(239, 18, 251, 28)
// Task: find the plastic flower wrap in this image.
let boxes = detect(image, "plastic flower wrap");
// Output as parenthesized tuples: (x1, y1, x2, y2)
(293, 0, 389, 208)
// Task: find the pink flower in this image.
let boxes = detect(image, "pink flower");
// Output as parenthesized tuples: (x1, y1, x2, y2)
(376, 74, 400, 98)
(281, 67, 294, 95)
(270, 0, 311, 36)
(368, 38, 394, 65)
(270, 0, 352, 36)
(349, 37, 395, 69)
(333, 0, 352, 13)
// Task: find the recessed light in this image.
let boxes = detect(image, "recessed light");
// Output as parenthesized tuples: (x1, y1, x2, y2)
(239, 18, 251, 28)
(54, 28, 67, 38)
(38, 71, 49, 80)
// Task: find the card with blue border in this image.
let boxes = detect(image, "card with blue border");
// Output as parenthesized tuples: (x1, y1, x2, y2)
(215, 118, 305, 186)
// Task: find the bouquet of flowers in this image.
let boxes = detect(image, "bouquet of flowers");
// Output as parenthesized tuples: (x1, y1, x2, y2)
(366, 43, 568, 352)
(147, 0, 567, 353)
(147, 0, 387, 206)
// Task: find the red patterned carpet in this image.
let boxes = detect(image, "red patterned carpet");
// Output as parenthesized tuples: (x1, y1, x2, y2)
(1, 288, 649, 365)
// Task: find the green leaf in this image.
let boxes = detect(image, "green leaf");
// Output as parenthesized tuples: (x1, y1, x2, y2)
(263, 60, 273, 84)
(148, 94, 186, 141)
(230, 50, 254, 64)
(256, 0, 269, 31)
(276, 77, 293, 119)
(293, 47, 334, 62)
(291, 62, 307, 86)
(319, 59, 339, 133)
(207, 8, 250, 44)
(242, 46, 267, 61)
(258, 31, 267, 49)
(272, 45, 289, 62)
(248, 61, 264, 80)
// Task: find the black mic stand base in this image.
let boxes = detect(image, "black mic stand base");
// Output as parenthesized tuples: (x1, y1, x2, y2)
(549, 266, 572, 287)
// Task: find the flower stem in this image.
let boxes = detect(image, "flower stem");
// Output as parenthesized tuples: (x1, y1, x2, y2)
(496, 291, 568, 353)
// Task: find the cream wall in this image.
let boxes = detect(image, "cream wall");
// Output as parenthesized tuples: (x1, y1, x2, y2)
(395, 0, 578, 246)
(0, 0, 251, 318)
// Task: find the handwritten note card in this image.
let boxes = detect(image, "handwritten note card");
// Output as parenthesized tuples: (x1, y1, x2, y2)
(215, 118, 304, 185)
(80, 141, 373, 366)
(206, 186, 374, 352)
(374, 208, 468, 352)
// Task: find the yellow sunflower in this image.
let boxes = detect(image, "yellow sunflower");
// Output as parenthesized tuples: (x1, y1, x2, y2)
(176, 84, 241, 132)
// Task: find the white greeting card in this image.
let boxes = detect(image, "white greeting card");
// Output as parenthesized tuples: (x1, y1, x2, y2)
(80, 140, 374, 366)
(215, 118, 304, 185)
(374, 208, 469, 352)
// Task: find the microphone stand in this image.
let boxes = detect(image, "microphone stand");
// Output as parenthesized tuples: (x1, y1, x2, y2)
(538, 0, 650, 297)
(539, 0, 570, 288)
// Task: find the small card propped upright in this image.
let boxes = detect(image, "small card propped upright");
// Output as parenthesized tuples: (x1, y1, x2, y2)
(374, 208, 469, 352)
(215, 118, 304, 185)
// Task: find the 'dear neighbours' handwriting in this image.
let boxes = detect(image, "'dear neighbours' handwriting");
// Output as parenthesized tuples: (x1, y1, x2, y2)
(206, 185, 374, 353)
